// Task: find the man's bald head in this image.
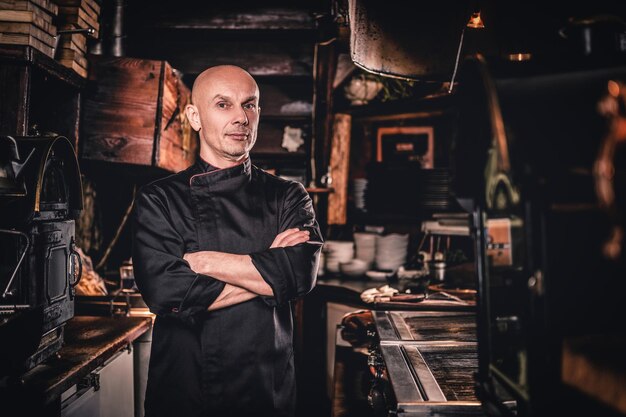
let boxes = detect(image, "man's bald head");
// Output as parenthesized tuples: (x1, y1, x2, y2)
(185, 64, 261, 167)
(191, 65, 259, 105)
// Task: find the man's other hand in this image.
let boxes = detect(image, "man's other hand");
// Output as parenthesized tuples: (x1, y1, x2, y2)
(270, 228, 310, 248)
(183, 228, 310, 272)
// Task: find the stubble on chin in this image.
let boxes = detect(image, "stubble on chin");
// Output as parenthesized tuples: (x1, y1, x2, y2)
(223, 142, 253, 161)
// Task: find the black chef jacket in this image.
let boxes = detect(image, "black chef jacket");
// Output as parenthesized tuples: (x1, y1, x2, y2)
(131, 158, 323, 417)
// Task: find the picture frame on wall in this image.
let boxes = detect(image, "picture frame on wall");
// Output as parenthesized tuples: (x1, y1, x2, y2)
(376, 126, 434, 167)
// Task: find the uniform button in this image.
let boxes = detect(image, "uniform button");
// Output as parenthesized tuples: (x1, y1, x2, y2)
(171, 307, 179, 313)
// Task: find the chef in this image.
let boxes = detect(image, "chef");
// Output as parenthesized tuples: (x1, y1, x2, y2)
(132, 64, 323, 417)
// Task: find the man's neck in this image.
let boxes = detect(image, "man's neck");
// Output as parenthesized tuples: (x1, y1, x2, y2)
(199, 152, 249, 169)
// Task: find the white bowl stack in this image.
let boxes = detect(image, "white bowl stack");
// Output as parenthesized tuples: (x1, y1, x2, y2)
(339, 258, 369, 277)
(354, 232, 377, 267)
(323, 240, 355, 273)
(375, 233, 409, 271)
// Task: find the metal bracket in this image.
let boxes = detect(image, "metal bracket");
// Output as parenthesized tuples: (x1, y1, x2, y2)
(78, 372, 100, 392)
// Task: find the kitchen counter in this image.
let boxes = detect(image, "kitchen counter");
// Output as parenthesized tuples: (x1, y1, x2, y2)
(0, 315, 152, 415)
(316, 276, 476, 311)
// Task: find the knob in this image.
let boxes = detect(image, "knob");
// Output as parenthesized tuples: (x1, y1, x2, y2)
(368, 380, 388, 417)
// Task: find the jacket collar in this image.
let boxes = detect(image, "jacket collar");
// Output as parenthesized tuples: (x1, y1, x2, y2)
(196, 156, 219, 173)
(189, 157, 252, 187)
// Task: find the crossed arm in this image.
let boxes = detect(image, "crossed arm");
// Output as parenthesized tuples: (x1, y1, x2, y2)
(183, 228, 310, 311)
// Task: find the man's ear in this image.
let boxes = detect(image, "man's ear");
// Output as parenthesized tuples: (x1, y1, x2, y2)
(185, 104, 201, 131)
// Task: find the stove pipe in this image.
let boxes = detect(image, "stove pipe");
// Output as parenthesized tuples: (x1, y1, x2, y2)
(90, 0, 126, 57)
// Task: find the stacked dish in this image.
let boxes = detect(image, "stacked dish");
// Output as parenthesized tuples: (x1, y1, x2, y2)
(323, 240, 355, 273)
(352, 178, 368, 211)
(375, 233, 409, 271)
(339, 259, 369, 277)
(365, 270, 395, 281)
(354, 232, 377, 267)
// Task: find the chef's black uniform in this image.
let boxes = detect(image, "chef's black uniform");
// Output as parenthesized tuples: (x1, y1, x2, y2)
(132, 158, 323, 417)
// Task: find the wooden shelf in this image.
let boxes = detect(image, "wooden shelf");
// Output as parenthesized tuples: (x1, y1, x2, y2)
(126, 6, 319, 32)
(333, 91, 455, 119)
(0, 45, 84, 147)
(0, 45, 86, 88)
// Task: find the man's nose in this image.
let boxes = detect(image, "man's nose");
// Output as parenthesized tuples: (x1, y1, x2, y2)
(234, 107, 249, 125)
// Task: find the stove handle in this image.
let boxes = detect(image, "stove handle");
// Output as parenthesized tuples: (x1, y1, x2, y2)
(0, 229, 30, 299)
(69, 238, 83, 292)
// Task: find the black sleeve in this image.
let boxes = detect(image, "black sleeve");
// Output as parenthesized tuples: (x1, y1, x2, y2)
(249, 182, 323, 306)
(132, 186, 225, 325)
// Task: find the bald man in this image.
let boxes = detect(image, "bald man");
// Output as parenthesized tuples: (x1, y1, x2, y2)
(132, 65, 323, 417)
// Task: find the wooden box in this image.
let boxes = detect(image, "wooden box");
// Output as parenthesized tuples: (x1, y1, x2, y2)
(0, 45, 84, 148)
(80, 56, 198, 173)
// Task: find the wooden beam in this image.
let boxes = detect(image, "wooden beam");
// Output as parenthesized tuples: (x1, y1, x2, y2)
(312, 37, 337, 186)
(125, 39, 315, 77)
(129, 7, 316, 31)
(327, 113, 351, 225)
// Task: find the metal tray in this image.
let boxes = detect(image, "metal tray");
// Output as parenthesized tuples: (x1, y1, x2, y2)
(379, 342, 483, 416)
(373, 310, 477, 343)
(372, 310, 484, 416)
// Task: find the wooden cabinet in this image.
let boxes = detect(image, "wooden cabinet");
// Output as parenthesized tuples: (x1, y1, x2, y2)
(0, 45, 84, 148)
(80, 56, 198, 173)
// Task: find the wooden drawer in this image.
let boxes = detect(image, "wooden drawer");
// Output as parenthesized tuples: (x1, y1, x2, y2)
(80, 56, 197, 173)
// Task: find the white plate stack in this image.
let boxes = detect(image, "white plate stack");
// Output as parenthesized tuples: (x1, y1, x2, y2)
(352, 178, 368, 211)
(375, 233, 409, 271)
(354, 232, 377, 267)
(323, 240, 355, 273)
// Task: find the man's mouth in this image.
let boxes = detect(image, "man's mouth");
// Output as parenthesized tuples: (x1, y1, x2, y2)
(227, 132, 249, 141)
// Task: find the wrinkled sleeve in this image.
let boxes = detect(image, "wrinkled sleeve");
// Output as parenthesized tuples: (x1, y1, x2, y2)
(249, 182, 323, 306)
(132, 186, 225, 325)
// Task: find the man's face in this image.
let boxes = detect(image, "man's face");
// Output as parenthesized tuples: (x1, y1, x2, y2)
(192, 69, 260, 166)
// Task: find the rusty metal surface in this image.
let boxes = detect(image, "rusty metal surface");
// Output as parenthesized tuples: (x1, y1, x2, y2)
(348, 0, 469, 81)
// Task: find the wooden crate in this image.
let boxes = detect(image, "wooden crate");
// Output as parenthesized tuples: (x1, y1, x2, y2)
(0, 44, 84, 149)
(80, 56, 198, 173)
(0, 0, 57, 58)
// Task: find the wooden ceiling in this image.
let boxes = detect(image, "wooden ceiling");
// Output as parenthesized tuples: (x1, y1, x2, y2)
(92, 1, 626, 92)
(117, 1, 332, 84)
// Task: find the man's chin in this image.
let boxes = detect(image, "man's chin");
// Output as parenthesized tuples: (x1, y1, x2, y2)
(226, 144, 254, 158)
(224, 149, 251, 162)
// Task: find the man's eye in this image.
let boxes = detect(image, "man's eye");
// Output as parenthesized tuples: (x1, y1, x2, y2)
(217, 102, 229, 109)
(244, 103, 257, 110)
